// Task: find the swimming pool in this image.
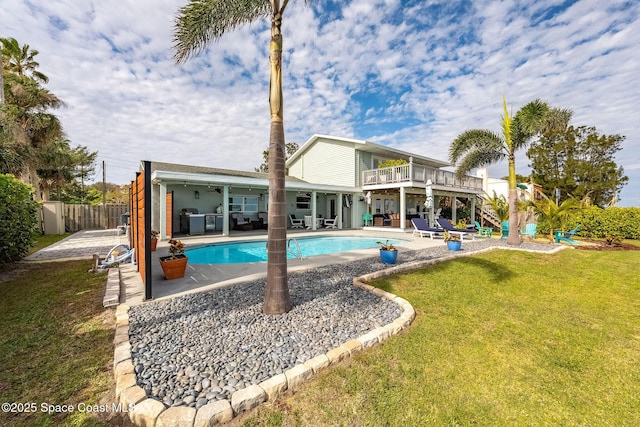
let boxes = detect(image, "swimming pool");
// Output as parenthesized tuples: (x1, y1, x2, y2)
(185, 236, 407, 264)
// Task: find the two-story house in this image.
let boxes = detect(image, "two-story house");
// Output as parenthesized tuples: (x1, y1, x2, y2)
(146, 134, 485, 239)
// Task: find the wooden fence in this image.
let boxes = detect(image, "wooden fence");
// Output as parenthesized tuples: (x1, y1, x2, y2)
(64, 204, 129, 232)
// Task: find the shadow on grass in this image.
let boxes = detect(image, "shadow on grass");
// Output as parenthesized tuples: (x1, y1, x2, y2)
(436, 255, 516, 284)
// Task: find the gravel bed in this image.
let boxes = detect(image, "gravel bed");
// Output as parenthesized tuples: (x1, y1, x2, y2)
(128, 238, 559, 409)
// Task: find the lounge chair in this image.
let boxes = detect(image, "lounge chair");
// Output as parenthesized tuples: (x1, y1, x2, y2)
(474, 221, 493, 237)
(436, 218, 476, 240)
(519, 223, 537, 239)
(411, 218, 443, 239)
(289, 214, 304, 229)
(324, 216, 338, 229)
(555, 226, 580, 245)
(100, 244, 134, 268)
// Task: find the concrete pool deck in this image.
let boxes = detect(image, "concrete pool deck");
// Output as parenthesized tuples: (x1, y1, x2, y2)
(25, 227, 452, 304)
(146, 228, 447, 302)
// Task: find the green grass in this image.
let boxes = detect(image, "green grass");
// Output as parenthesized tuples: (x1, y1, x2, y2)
(240, 249, 640, 426)
(0, 261, 116, 427)
(27, 233, 71, 255)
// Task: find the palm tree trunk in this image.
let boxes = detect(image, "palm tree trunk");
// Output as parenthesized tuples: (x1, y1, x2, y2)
(506, 155, 521, 246)
(263, 9, 291, 315)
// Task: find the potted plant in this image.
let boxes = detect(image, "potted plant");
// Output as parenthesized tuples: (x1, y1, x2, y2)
(150, 230, 160, 252)
(376, 240, 399, 265)
(159, 239, 187, 280)
(444, 230, 462, 251)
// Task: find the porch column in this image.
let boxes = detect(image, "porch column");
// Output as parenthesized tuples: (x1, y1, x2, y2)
(222, 185, 230, 236)
(337, 192, 343, 229)
(159, 182, 167, 240)
(471, 196, 476, 224)
(399, 187, 406, 230)
(452, 196, 457, 225)
(311, 191, 317, 230)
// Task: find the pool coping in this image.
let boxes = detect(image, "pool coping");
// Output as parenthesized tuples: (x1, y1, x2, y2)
(112, 243, 570, 426)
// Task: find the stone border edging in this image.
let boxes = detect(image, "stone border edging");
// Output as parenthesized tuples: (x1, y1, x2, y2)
(112, 243, 569, 426)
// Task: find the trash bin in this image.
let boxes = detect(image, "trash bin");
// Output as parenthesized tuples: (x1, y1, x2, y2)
(121, 212, 130, 226)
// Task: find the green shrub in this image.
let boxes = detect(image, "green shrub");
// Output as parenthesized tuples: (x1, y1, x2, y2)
(570, 206, 640, 241)
(0, 174, 39, 263)
(533, 206, 640, 241)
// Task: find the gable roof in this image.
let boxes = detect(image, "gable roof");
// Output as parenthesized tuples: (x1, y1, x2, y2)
(286, 134, 450, 168)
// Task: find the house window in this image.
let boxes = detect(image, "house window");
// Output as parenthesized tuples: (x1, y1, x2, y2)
(229, 196, 258, 212)
(296, 195, 311, 210)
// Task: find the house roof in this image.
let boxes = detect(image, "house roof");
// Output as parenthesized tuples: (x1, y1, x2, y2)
(146, 161, 357, 193)
(286, 134, 450, 168)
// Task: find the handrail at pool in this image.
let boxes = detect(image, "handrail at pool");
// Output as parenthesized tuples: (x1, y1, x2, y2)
(287, 238, 304, 260)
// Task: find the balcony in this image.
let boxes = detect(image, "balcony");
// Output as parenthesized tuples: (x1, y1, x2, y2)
(362, 163, 483, 190)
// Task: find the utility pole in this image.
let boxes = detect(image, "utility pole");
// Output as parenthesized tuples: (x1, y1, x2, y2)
(102, 160, 106, 208)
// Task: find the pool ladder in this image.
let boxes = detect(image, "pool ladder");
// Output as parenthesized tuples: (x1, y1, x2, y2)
(287, 238, 303, 260)
(265, 238, 304, 260)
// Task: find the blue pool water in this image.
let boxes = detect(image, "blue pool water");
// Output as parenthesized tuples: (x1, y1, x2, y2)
(185, 236, 407, 264)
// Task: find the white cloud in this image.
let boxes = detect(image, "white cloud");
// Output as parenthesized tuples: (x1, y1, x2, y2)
(1, 0, 638, 205)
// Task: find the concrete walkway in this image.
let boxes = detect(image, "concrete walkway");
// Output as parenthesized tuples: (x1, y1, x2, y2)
(24, 229, 129, 262)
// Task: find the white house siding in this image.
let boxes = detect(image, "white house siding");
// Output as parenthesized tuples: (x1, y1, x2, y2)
(288, 138, 356, 186)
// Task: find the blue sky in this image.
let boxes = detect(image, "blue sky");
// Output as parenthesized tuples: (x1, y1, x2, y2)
(2, 0, 639, 206)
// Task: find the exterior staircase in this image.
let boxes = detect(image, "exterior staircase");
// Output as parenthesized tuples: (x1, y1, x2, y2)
(476, 207, 501, 229)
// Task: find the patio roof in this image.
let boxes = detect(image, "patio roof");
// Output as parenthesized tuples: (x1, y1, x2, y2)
(148, 161, 358, 194)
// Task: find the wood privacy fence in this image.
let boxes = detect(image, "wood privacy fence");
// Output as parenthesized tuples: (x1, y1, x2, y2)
(64, 204, 129, 232)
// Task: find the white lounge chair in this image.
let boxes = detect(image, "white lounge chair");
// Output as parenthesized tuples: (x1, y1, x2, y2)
(411, 218, 443, 239)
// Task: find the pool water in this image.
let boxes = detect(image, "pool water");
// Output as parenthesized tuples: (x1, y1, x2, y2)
(185, 236, 407, 264)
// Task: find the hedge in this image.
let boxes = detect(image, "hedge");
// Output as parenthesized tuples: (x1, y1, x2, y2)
(0, 174, 39, 263)
(535, 206, 640, 241)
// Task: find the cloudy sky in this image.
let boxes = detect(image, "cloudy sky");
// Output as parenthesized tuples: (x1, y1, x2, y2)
(2, 0, 639, 206)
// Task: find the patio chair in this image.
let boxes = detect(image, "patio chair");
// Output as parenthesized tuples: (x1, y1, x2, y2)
(411, 218, 443, 239)
(500, 221, 509, 239)
(304, 215, 313, 229)
(231, 212, 253, 230)
(324, 216, 338, 229)
(555, 225, 580, 245)
(474, 221, 493, 238)
(257, 212, 268, 229)
(289, 214, 304, 229)
(519, 223, 537, 239)
(436, 218, 476, 240)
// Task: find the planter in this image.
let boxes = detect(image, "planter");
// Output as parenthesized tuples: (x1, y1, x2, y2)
(159, 254, 188, 280)
(447, 240, 462, 251)
(379, 249, 399, 265)
(151, 238, 158, 252)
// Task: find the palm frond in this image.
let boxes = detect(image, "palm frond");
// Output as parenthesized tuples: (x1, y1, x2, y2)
(173, 0, 272, 63)
(450, 128, 506, 177)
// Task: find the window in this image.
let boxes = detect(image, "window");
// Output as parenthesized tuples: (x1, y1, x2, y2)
(296, 195, 311, 210)
(229, 196, 258, 212)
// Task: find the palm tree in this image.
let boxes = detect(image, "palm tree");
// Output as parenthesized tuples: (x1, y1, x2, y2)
(173, 0, 309, 314)
(484, 190, 509, 224)
(530, 193, 583, 241)
(450, 96, 549, 245)
(0, 37, 49, 83)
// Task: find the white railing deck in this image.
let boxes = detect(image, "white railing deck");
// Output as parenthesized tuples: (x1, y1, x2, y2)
(362, 164, 482, 190)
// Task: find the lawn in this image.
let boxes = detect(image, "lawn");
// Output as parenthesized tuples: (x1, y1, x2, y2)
(240, 248, 640, 426)
(0, 260, 118, 427)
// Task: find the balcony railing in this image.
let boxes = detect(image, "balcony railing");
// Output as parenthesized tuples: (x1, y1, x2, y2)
(362, 164, 483, 190)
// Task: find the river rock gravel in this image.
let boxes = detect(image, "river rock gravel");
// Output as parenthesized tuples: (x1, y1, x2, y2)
(128, 238, 559, 409)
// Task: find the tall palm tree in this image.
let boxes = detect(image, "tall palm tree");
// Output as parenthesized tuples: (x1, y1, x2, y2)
(174, 0, 308, 314)
(0, 37, 49, 83)
(450, 96, 549, 245)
